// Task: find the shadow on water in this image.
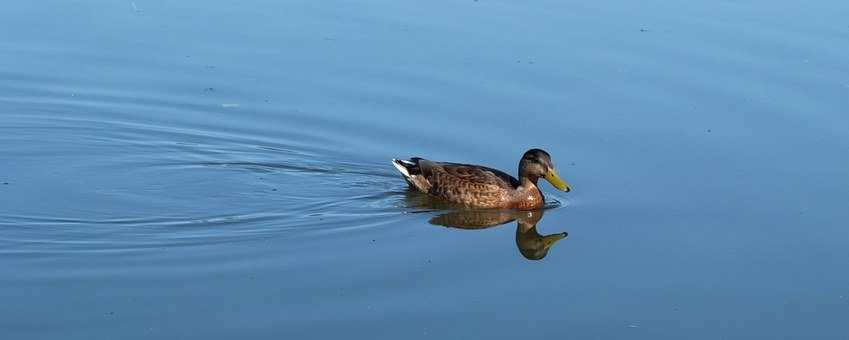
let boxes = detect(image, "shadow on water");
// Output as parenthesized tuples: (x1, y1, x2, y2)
(402, 189, 569, 261)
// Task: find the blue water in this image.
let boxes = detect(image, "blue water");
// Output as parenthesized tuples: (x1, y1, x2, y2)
(2, 0, 848, 338)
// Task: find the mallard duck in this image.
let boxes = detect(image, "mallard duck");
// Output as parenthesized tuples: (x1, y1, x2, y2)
(392, 148, 570, 210)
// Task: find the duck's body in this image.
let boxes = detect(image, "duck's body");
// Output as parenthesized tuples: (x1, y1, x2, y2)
(392, 149, 570, 210)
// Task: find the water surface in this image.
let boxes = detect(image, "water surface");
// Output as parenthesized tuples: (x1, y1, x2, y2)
(2, 0, 848, 339)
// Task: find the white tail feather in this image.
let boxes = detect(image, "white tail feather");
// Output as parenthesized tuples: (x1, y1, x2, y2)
(391, 159, 411, 177)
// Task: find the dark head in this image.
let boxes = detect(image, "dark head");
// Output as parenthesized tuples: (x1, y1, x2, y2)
(518, 148, 571, 192)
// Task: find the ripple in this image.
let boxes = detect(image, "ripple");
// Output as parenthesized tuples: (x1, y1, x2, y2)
(0, 112, 413, 253)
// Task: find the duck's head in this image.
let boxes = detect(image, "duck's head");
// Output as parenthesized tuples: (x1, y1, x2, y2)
(519, 148, 571, 192)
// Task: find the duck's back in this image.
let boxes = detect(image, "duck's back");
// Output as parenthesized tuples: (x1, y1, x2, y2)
(418, 160, 519, 208)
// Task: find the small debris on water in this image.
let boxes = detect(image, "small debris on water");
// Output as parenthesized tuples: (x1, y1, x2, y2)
(2, 182, 8, 185)
(639, 28, 649, 32)
(221, 103, 239, 108)
(707, 129, 712, 133)
(204, 87, 215, 92)
(627, 324, 639, 328)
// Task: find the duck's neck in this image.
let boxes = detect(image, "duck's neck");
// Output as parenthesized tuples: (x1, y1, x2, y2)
(519, 175, 539, 189)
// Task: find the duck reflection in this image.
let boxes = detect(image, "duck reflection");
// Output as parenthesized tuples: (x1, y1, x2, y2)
(406, 192, 568, 260)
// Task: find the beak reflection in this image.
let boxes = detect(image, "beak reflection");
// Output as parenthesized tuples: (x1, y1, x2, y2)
(424, 206, 569, 261)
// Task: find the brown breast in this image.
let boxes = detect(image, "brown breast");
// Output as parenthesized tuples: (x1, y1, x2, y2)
(509, 186, 544, 210)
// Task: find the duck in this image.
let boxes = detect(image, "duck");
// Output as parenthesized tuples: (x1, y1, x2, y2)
(392, 148, 571, 210)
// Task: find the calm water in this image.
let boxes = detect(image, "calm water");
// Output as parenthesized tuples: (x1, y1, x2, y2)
(2, 0, 848, 338)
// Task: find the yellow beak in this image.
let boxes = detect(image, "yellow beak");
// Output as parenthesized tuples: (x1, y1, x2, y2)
(542, 232, 568, 249)
(544, 169, 571, 192)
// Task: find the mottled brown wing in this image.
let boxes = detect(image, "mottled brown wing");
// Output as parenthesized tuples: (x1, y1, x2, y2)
(418, 161, 517, 207)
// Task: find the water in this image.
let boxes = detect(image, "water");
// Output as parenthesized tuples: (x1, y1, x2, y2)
(2, 0, 848, 338)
